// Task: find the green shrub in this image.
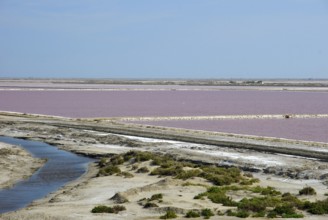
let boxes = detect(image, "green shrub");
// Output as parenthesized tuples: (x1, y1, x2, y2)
(123, 151, 156, 163)
(207, 186, 223, 193)
(137, 166, 150, 173)
(199, 166, 242, 186)
(196, 187, 237, 206)
(175, 169, 202, 180)
(150, 166, 183, 176)
(99, 158, 107, 167)
(273, 204, 296, 215)
(135, 151, 155, 162)
(118, 171, 134, 178)
(281, 193, 304, 209)
(299, 186, 316, 196)
(243, 172, 253, 178)
(199, 173, 232, 186)
(91, 205, 126, 214)
(236, 210, 250, 218)
(282, 213, 304, 218)
(207, 192, 237, 206)
(98, 165, 121, 176)
(251, 186, 263, 193)
(160, 210, 177, 219)
(307, 199, 328, 214)
(261, 186, 281, 196)
(226, 210, 237, 216)
(112, 205, 126, 213)
(238, 197, 268, 212)
(160, 160, 177, 168)
(151, 156, 173, 166)
(123, 151, 136, 161)
(267, 211, 277, 218)
(110, 155, 125, 165)
(91, 205, 111, 213)
(240, 178, 259, 185)
(252, 211, 266, 217)
(201, 209, 214, 219)
(301, 201, 311, 210)
(185, 210, 200, 218)
(250, 186, 281, 196)
(122, 151, 153, 162)
(150, 193, 163, 201)
(194, 192, 207, 200)
(144, 202, 159, 208)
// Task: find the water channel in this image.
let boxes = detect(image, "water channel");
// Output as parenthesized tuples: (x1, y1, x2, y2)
(0, 136, 93, 214)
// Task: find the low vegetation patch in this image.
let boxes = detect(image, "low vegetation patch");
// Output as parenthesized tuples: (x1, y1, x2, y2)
(139, 193, 164, 208)
(97, 151, 326, 218)
(299, 186, 316, 196)
(137, 166, 150, 173)
(118, 171, 134, 178)
(150, 193, 163, 201)
(91, 205, 126, 214)
(306, 199, 328, 214)
(185, 210, 200, 218)
(144, 202, 159, 208)
(193, 184, 327, 218)
(160, 210, 177, 219)
(98, 151, 252, 186)
(98, 165, 121, 176)
(201, 208, 214, 219)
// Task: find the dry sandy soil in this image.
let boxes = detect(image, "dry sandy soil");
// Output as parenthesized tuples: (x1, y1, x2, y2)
(0, 114, 328, 219)
(0, 142, 44, 189)
(1, 154, 327, 220)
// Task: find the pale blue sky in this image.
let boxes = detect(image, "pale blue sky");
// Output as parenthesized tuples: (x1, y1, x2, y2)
(0, 0, 327, 79)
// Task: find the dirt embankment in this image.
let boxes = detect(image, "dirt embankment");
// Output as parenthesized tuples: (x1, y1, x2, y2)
(0, 142, 44, 189)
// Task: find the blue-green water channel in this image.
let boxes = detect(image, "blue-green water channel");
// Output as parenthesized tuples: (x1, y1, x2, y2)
(0, 136, 93, 214)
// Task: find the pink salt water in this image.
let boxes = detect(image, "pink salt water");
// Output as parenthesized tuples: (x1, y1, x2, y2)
(1, 89, 327, 143)
(0, 90, 327, 118)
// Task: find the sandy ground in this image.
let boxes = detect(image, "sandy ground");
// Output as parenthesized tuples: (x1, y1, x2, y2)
(0, 115, 328, 219)
(0, 142, 44, 189)
(1, 156, 327, 220)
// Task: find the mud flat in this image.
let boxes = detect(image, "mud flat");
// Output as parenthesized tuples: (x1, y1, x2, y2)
(0, 113, 328, 219)
(0, 142, 44, 189)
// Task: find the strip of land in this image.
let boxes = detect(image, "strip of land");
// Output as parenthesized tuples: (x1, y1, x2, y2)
(0, 142, 44, 189)
(117, 114, 328, 121)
